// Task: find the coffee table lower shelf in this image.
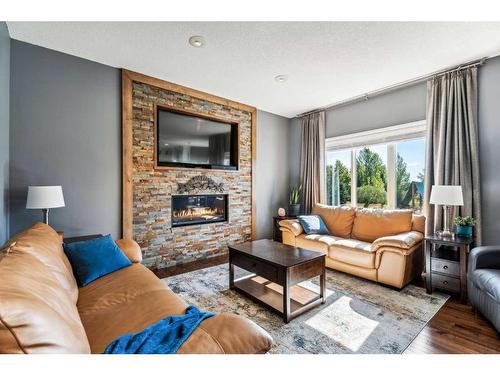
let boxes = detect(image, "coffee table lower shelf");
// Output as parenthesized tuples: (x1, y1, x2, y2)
(232, 274, 323, 322)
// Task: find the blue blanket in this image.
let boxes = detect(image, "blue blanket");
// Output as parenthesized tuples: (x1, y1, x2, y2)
(103, 306, 214, 354)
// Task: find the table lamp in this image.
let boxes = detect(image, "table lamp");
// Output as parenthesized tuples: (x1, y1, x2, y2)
(26, 186, 65, 225)
(429, 185, 463, 237)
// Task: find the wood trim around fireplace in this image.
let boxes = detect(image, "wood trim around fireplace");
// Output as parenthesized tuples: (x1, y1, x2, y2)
(122, 72, 133, 239)
(121, 69, 257, 240)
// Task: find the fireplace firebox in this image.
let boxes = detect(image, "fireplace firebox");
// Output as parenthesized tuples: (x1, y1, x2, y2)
(171, 194, 228, 227)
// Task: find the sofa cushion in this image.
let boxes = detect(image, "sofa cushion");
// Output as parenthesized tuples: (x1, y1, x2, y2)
(351, 209, 413, 243)
(312, 204, 356, 238)
(329, 239, 375, 269)
(469, 269, 500, 303)
(297, 215, 330, 235)
(0, 242, 90, 353)
(78, 263, 272, 354)
(295, 234, 342, 255)
(64, 235, 132, 287)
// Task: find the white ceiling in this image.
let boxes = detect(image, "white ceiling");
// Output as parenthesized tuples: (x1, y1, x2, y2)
(7, 22, 500, 118)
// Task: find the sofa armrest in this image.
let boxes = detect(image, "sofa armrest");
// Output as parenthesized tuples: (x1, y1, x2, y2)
(179, 313, 273, 354)
(278, 219, 304, 237)
(372, 231, 424, 253)
(115, 239, 143, 263)
(469, 246, 500, 272)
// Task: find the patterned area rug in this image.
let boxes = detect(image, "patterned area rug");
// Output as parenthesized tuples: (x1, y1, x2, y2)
(163, 264, 448, 354)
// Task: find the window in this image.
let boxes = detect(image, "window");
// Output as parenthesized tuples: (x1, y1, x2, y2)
(325, 121, 426, 212)
(326, 149, 351, 206)
(395, 138, 425, 210)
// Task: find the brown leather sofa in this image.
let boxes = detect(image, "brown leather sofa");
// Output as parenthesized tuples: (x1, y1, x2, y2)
(0, 223, 273, 354)
(279, 204, 425, 288)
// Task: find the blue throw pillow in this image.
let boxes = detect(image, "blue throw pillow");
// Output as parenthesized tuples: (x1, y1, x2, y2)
(298, 215, 330, 235)
(63, 234, 132, 287)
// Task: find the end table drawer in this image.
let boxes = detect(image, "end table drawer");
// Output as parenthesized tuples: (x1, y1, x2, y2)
(432, 273, 460, 293)
(431, 258, 459, 277)
(231, 253, 280, 284)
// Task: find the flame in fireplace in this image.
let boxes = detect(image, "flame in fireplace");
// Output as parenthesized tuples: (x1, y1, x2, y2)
(173, 207, 223, 219)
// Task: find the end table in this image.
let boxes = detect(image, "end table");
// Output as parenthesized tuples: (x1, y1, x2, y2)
(424, 234, 474, 304)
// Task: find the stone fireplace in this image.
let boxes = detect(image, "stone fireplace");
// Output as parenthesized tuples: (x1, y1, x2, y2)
(122, 70, 256, 269)
(171, 194, 228, 227)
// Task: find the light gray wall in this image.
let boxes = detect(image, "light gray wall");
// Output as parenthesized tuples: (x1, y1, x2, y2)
(478, 55, 500, 246)
(325, 83, 427, 138)
(289, 63, 500, 245)
(288, 83, 427, 188)
(256, 110, 290, 239)
(9, 40, 122, 238)
(0, 23, 10, 245)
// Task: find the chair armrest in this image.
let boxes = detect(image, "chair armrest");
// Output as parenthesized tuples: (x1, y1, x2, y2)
(115, 239, 143, 263)
(469, 246, 500, 272)
(372, 231, 424, 253)
(278, 219, 304, 237)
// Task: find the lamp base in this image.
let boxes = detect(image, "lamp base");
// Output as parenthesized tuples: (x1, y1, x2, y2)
(42, 208, 49, 225)
(436, 230, 455, 239)
(440, 205, 454, 238)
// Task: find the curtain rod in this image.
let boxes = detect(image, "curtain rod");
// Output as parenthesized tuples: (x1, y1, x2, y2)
(295, 55, 493, 118)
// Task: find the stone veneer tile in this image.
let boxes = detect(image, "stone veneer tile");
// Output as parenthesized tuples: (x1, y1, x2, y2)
(132, 82, 252, 269)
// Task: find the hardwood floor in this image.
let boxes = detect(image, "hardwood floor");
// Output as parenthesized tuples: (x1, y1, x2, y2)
(404, 298, 500, 354)
(153, 257, 500, 354)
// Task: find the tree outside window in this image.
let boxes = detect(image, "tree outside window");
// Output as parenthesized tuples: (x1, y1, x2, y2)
(356, 146, 387, 208)
(326, 150, 351, 205)
(326, 137, 425, 212)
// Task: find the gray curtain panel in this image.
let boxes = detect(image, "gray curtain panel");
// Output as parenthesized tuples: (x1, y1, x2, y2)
(299, 111, 326, 213)
(423, 67, 482, 244)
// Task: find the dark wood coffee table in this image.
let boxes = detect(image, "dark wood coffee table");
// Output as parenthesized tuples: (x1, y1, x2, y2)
(228, 239, 326, 323)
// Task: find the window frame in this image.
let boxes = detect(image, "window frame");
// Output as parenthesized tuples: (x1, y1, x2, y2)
(325, 120, 426, 209)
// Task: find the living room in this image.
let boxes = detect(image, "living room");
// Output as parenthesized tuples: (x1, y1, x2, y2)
(1, 0, 499, 372)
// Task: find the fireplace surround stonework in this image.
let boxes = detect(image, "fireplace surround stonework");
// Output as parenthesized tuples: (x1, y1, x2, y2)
(122, 70, 256, 269)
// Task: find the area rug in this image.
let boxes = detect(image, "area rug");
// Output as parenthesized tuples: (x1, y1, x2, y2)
(162, 264, 448, 354)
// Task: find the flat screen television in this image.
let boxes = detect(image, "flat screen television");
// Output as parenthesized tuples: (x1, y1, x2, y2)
(156, 107, 238, 170)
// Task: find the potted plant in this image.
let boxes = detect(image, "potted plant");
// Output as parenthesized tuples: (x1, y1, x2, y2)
(289, 185, 302, 216)
(454, 216, 476, 237)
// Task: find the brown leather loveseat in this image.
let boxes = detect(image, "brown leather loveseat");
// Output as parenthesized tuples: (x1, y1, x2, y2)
(0, 223, 273, 354)
(279, 204, 425, 288)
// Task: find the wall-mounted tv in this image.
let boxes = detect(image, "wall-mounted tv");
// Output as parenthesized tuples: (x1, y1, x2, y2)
(156, 107, 238, 170)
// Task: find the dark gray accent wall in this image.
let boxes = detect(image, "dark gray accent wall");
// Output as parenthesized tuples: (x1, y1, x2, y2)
(9, 40, 122, 238)
(256, 110, 290, 239)
(8, 41, 291, 242)
(478, 55, 500, 246)
(0, 22, 10, 245)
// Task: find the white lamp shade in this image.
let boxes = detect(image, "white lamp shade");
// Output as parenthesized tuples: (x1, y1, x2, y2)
(429, 185, 464, 206)
(26, 186, 65, 209)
